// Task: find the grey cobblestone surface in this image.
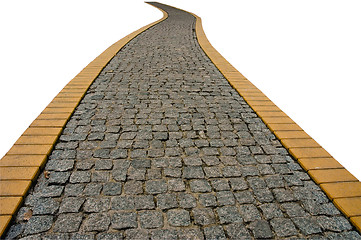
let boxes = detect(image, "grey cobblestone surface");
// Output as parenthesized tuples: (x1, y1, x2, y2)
(5, 2, 361, 239)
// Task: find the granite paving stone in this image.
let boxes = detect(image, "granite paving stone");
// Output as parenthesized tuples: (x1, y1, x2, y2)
(23, 215, 53, 235)
(134, 195, 156, 210)
(249, 220, 274, 239)
(234, 191, 256, 204)
(53, 213, 83, 233)
(292, 217, 323, 235)
(178, 229, 204, 240)
(83, 183, 102, 196)
(156, 193, 178, 210)
(32, 198, 59, 215)
(5, 2, 360, 239)
(111, 196, 135, 210)
(270, 217, 298, 237)
(190, 179, 212, 193)
(58, 197, 85, 213)
(151, 229, 178, 240)
(111, 211, 137, 230)
(177, 193, 197, 209)
(125, 229, 149, 240)
(84, 197, 110, 212)
(239, 204, 262, 222)
(84, 213, 111, 232)
(139, 210, 164, 229)
(166, 209, 191, 227)
(253, 188, 275, 203)
(192, 208, 216, 226)
(204, 225, 227, 240)
(216, 206, 243, 224)
(199, 193, 217, 207)
(216, 191, 236, 206)
(224, 223, 252, 239)
(259, 203, 284, 220)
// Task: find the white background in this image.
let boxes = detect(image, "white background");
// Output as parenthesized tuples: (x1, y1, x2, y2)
(1, 0, 360, 179)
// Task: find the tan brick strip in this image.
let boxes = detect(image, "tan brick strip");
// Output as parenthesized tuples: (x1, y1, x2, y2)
(188, 10, 361, 233)
(0, 6, 168, 236)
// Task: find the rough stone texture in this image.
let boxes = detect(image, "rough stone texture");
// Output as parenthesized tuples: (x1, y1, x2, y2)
(5, 2, 360, 239)
(167, 209, 191, 227)
(53, 213, 83, 233)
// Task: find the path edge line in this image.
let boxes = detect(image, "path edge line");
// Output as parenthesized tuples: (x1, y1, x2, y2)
(188, 10, 361, 233)
(0, 6, 168, 237)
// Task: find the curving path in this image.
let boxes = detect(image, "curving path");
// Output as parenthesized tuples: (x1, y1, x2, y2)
(3, 2, 361, 239)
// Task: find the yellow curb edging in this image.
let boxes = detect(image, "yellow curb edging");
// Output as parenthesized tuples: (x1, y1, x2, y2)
(188, 7, 361, 233)
(0, 6, 168, 237)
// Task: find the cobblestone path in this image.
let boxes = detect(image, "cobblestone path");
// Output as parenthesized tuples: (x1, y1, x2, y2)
(5, 2, 361, 239)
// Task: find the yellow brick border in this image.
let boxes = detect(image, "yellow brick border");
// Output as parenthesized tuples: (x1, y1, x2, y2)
(0, 6, 168, 237)
(188, 8, 361, 233)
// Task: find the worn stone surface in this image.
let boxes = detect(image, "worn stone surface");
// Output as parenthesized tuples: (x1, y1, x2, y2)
(5, 2, 360, 239)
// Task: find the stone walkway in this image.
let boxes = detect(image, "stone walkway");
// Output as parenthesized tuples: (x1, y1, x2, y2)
(4, 2, 361, 239)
